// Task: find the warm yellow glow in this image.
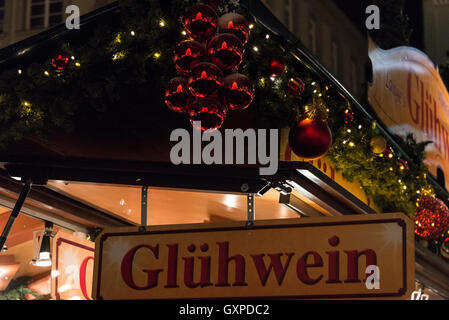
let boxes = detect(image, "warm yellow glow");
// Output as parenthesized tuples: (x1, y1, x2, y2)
(181, 30, 187, 36)
(153, 52, 161, 59)
(388, 153, 393, 158)
(249, 23, 254, 29)
(112, 51, 126, 61)
(349, 142, 355, 147)
(44, 71, 50, 76)
(252, 46, 259, 52)
(75, 62, 81, 67)
(159, 19, 166, 27)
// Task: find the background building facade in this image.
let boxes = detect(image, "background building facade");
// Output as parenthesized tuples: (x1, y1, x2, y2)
(422, 0, 449, 65)
(261, 0, 369, 100)
(0, 0, 113, 49)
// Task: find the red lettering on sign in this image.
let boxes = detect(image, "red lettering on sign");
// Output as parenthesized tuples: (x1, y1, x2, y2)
(79, 256, 94, 300)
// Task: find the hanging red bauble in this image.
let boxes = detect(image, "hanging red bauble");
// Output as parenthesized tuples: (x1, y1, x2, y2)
(165, 77, 193, 113)
(51, 52, 70, 71)
(188, 62, 224, 98)
(189, 95, 227, 132)
(287, 77, 305, 96)
(183, 4, 218, 42)
(288, 119, 333, 160)
(269, 58, 285, 78)
(218, 13, 250, 44)
(208, 33, 244, 71)
(173, 40, 207, 75)
(415, 196, 449, 240)
(344, 109, 354, 125)
(223, 73, 255, 110)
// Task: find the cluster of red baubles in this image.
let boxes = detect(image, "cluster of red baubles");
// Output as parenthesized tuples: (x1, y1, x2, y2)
(165, 4, 255, 132)
(415, 196, 449, 240)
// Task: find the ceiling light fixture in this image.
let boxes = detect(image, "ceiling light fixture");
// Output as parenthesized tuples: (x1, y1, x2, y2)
(30, 221, 57, 268)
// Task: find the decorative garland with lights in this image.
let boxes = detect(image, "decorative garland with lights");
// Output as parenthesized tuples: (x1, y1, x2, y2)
(0, 0, 448, 256)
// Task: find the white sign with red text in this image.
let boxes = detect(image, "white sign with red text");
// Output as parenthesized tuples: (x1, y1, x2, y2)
(51, 231, 95, 300)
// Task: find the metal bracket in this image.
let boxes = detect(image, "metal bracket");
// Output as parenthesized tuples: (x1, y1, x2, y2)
(246, 194, 255, 228)
(141, 186, 148, 227)
(0, 179, 32, 250)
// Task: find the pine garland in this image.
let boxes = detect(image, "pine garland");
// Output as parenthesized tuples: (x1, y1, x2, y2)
(0, 1, 440, 224)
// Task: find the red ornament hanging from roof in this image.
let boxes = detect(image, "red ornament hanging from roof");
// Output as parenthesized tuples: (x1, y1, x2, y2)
(189, 95, 227, 132)
(218, 13, 250, 44)
(183, 4, 219, 42)
(269, 58, 285, 78)
(51, 52, 70, 71)
(188, 62, 224, 98)
(173, 40, 207, 75)
(223, 73, 255, 110)
(165, 77, 194, 113)
(207, 33, 244, 71)
(166, 1, 253, 131)
(287, 77, 305, 97)
(415, 196, 449, 240)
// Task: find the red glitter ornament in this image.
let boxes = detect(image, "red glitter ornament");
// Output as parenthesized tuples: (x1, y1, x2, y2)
(189, 95, 227, 132)
(288, 119, 332, 160)
(287, 77, 305, 97)
(51, 52, 70, 71)
(223, 73, 255, 110)
(208, 33, 244, 71)
(188, 62, 224, 98)
(165, 77, 193, 113)
(415, 196, 449, 240)
(183, 4, 218, 42)
(173, 40, 207, 75)
(269, 58, 285, 78)
(218, 13, 250, 44)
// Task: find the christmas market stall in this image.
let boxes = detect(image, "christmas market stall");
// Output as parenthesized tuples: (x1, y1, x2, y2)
(0, 0, 447, 300)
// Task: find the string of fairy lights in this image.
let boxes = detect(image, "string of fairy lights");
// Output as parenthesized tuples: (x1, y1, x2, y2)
(4, 0, 449, 254)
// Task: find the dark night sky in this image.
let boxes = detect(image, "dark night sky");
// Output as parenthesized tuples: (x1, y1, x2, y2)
(332, 0, 425, 50)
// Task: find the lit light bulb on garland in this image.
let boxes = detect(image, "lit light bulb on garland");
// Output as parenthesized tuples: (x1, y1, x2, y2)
(397, 158, 409, 172)
(415, 196, 449, 240)
(379, 146, 394, 159)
